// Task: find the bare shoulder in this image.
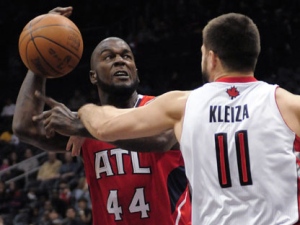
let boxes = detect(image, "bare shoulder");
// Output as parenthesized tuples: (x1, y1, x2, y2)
(276, 87, 300, 110)
(150, 91, 191, 116)
(154, 90, 191, 104)
(276, 87, 300, 135)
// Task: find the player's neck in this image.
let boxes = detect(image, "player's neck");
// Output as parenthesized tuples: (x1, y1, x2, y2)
(100, 91, 139, 109)
(213, 71, 254, 82)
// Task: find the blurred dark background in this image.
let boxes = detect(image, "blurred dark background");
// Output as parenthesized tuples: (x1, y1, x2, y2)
(1, 0, 300, 108)
(1, 1, 300, 223)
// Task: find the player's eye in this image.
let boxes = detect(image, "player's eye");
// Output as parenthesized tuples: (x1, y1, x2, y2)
(104, 55, 113, 60)
(123, 54, 132, 59)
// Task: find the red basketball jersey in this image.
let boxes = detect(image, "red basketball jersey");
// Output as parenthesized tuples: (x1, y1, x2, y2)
(82, 95, 191, 225)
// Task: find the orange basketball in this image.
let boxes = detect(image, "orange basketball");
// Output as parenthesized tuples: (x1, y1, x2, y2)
(18, 13, 83, 78)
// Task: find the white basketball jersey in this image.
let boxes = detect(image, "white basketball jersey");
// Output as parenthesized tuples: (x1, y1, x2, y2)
(181, 77, 300, 225)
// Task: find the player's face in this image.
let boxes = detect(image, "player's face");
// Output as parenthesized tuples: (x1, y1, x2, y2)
(92, 39, 139, 96)
(201, 45, 210, 83)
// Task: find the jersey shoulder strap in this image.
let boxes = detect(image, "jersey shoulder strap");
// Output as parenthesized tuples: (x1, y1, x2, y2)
(135, 94, 155, 107)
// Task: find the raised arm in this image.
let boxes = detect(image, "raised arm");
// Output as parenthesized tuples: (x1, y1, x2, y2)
(12, 6, 83, 152)
(78, 91, 190, 144)
(12, 71, 68, 151)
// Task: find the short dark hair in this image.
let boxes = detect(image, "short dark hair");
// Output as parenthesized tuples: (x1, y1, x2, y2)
(203, 13, 260, 72)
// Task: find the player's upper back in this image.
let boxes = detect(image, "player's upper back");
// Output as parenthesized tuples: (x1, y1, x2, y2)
(181, 76, 299, 224)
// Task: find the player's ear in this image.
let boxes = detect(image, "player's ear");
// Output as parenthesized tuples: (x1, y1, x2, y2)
(89, 70, 97, 85)
(208, 50, 218, 70)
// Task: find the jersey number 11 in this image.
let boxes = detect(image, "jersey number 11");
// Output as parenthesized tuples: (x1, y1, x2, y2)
(215, 130, 253, 188)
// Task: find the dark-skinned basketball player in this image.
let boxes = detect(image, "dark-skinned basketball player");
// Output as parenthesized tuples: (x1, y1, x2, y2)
(12, 6, 191, 225)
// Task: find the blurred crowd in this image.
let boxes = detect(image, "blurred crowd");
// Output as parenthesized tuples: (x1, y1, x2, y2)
(0, 101, 92, 224)
(1, 0, 300, 224)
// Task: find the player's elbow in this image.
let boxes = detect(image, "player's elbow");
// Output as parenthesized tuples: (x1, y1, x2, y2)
(12, 120, 41, 144)
(13, 124, 34, 144)
(94, 124, 115, 142)
(95, 128, 117, 142)
(12, 120, 28, 140)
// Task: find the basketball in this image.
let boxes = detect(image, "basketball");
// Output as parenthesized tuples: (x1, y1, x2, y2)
(18, 13, 83, 78)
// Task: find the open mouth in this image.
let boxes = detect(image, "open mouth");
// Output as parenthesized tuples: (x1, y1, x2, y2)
(114, 71, 129, 77)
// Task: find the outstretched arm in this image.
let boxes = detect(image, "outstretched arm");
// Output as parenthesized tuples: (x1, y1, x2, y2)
(78, 91, 190, 145)
(38, 91, 179, 152)
(30, 92, 177, 154)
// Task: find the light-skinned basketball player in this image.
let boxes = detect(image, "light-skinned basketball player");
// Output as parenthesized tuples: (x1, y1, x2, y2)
(65, 13, 300, 224)
(12, 6, 191, 225)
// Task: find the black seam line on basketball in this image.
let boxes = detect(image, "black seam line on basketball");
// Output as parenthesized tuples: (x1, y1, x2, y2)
(19, 25, 81, 49)
(25, 20, 35, 67)
(31, 38, 63, 75)
(29, 24, 81, 35)
(19, 16, 48, 45)
(32, 15, 45, 26)
(32, 36, 81, 60)
(19, 31, 32, 47)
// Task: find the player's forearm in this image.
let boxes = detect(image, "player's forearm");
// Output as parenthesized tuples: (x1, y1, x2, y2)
(112, 129, 177, 152)
(78, 104, 177, 151)
(78, 104, 104, 140)
(78, 104, 124, 141)
(13, 70, 46, 139)
(12, 71, 70, 151)
(78, 103, 167, 142)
